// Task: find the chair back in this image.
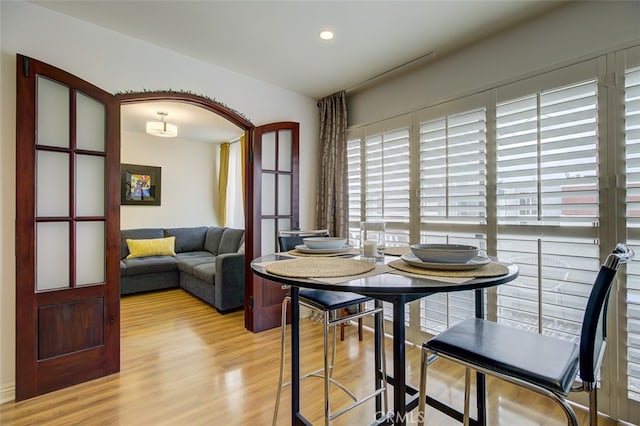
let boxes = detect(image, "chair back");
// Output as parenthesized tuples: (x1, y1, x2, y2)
(579, 243, 635, 383)
(278, 236, 305, 252)
(278, 230, 330, 252)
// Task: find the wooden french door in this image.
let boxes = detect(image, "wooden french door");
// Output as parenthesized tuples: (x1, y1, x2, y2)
(245, 122, 299, 332)
(15, 55, 120, 400)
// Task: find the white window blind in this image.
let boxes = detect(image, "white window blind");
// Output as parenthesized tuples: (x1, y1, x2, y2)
(347, 137, 362, 243)
(496, 80, 600, 340)
(350, 125, 411, 325)
(625, 65, 640, 402)
(363, 127, 411, 245)
(419, 109, 487, 225)
(496, 80, 599, 227)
(420, 288, 475, 335)
(418, 108, 487, 334)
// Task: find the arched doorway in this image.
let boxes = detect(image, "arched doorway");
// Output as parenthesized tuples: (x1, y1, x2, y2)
(115, 91, 254, 307)
(118, 92, 301, 333)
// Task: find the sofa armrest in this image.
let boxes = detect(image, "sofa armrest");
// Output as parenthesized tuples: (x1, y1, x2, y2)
(214, 253, 245, 312)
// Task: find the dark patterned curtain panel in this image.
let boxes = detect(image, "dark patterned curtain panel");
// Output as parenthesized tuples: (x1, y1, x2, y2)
(315, 91, 348, 238)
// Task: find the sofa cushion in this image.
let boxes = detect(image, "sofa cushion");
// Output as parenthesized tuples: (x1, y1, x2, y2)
(204, 227, 225, 255)
(164, 227, 209, 253)
(122, 255, 178, 276)
(192, 262, 216, 284)
(219, 228, 245, 254)
(175, 251, 215, 275)
(126, 236, 176, 258)
(120, 228, 164, 259)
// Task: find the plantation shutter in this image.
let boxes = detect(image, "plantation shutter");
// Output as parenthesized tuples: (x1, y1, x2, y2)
(418, 105, 487, 334)
(348, 120, 411, 324)
(625, 64, 640, 402)
(495, 79, 601, 340)
(366, 124, 411, 324)
(363, 126, 411, 245)
(347, 135, 363, 243)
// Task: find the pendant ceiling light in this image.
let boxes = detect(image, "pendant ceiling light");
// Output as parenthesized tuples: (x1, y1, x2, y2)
(146, 111, 178, 138)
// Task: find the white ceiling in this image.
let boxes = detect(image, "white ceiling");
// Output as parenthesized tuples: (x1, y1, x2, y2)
(120, 101, 244, 143)
(33, 0, 568, 143)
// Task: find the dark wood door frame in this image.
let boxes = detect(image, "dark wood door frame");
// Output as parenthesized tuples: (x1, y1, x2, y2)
(15, 55, 121, 400)
(244, 122, 300, 332)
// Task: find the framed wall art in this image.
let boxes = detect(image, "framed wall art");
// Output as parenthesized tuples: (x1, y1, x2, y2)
(120, 163, 161, 206)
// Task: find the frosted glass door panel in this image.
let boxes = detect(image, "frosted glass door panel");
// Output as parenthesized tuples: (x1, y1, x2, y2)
(36, 222, 70, 291)
(261, 173, 276, 215)
(278, 174, 291, 216)
(261, 219, 276, 255)
(37, 150, 69, 217)
(36, 76, 69, 148)
(76, 93, 105, 151)
(76, 222, 105, 286)
(76, 155, 105, 217)
(261, 132, 276, 170)
(278, 130, 292, 172)
(278, 218, 291, 234)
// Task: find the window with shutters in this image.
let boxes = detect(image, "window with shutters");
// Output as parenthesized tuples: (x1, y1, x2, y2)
(495, 79, 601, 340)
(418, 106, 488, 334)
(418, 109, 487, 226)
(363, 128, 411, 245)
(349, 121, 411, 324)
(346, 48, 640, 421)
(625, 64, 640, 402)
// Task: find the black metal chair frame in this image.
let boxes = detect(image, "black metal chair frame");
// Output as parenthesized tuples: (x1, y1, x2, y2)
(278, 233, 366, 341)
(273, 234, 389, 425)
(417, 243, 634, 426)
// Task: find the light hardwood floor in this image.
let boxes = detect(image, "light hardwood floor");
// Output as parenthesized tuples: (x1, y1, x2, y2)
(0, 289, 618, 425)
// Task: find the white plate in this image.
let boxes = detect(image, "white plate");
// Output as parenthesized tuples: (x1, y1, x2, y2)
(400, 253, 491, 270)
(294, 244, 354, 254)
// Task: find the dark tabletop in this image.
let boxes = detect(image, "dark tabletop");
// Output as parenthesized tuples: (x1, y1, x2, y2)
(251, 254, 519, 299)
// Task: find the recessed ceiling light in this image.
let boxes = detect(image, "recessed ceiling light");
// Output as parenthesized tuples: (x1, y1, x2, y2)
(319, 30, 334, 40)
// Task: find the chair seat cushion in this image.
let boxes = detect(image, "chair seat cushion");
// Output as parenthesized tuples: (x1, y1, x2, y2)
(298, 288, 371, 311)
(425, 318, 580, 395)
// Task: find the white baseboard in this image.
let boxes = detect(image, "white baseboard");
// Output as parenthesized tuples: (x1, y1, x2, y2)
(0, 382, 15, 404)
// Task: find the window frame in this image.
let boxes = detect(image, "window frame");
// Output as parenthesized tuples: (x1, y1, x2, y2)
(347, 50, 640, 423)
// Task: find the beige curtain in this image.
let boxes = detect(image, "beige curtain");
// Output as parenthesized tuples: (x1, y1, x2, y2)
(217, 142, 230, 226)
(315, 91, 348, 237)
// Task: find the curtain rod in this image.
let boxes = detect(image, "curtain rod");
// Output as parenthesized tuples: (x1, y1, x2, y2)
(345, 51, 435, 94)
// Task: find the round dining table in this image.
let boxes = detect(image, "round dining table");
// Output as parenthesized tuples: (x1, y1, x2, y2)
(251, 253, 519, 425)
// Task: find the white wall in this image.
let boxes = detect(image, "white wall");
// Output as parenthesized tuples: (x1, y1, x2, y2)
(349, 1, 640, 127)
(0, 0, 319, 399)
(120, 130, 221, 229)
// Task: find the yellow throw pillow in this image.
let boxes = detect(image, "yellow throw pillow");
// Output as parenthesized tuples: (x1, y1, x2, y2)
(126, 236, 176, 259)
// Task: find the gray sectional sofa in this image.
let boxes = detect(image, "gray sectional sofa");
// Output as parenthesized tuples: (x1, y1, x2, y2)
(120, 226, 245, 313)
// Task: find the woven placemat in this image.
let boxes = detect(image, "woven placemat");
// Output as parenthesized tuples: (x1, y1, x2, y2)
(266, 258, 375, 278)
(385, 246, 412, 257)
(388, 259, 509, 278)
(286, 248, 360, 257)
